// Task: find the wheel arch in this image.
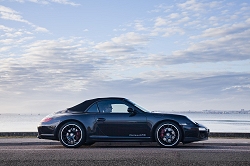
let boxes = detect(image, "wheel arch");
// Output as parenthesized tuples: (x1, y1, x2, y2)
(151, 119, 185, 142)
(55, 119, 87, 141)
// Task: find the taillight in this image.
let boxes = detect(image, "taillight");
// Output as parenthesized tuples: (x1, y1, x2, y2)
(41, 117, 53, 122)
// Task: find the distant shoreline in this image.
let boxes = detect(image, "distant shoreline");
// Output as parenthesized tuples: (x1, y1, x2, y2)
(173, 110, 250, 114)
(1, 109, 250, 115)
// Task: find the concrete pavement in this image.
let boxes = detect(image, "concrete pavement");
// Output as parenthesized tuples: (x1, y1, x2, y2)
(0, 137, 249, 146)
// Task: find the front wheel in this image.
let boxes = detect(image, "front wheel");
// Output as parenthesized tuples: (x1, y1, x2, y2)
(59, 121, 85, 148)
(155, 121, 182, 147)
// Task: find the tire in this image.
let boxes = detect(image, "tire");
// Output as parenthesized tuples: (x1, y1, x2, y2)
(155, 121, 182, 147)
(59, 121, 85, 148)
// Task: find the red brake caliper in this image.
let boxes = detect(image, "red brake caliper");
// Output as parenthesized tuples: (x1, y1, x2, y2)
(160, 128, 165, 138)
(75, 130, 80, 140)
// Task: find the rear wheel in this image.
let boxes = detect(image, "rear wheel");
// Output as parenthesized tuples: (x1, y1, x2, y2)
(155, 121, 182, 147)
(59, 121, 85, 148)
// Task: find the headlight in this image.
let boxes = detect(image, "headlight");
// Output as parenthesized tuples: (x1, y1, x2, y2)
(41, 117, 53, 122)
(199, 127, 207, 131)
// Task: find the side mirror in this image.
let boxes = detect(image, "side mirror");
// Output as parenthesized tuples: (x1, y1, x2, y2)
(127, 107, 136, 115)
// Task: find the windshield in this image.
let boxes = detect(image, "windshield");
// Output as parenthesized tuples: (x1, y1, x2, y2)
(125, 99, 151, 113)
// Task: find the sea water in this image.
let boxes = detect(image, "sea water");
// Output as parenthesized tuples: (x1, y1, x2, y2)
(0, 114, 45, 132)
(183, 112, 250, 133)
(0, 112, 249, 133)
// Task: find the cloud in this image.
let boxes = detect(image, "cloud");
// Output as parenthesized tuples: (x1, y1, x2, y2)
(134, 1, 250, 64)
(1, 0, 250, 113)
(0, 5, 29, 23)
(177, 0, 221, 12)
(177, 0, 205, 12)
(72, 71, 250, 111)
(134, 20, 147, 31)
(0, 46, 11, 52)
(51, 0, 80, 6)
(0, 5, 49, 33)
(13, 0, 46, 4)
(170, 20, 250, 63)
(0, 36, 34, 49)
(200, 21, 250, 38)
(0, 38, 14, 45)
(0, 24, 13, 32)
(147, 1, 246, 39)
(11, 0, 80, 6)
(154, 17, 168, 27)
(34, 26, 49, 33)
(95, 32, 150, 54)
(170, 29, 250, 63)
(222, 85, 250, 91)
(0, 38, 109, 93)
(147, 4, 173, 13)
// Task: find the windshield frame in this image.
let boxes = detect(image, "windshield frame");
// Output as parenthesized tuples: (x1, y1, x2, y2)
(125, 99, 151, 113)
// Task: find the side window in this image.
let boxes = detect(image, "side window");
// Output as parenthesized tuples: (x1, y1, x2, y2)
(97, 101, 112, 113)
(112, 104, 128, 113)
(97, 100, 130, 113)
(86, 103, 99, 113)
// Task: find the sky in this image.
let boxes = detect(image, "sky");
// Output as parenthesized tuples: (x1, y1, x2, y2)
(0, 0, 250, 114)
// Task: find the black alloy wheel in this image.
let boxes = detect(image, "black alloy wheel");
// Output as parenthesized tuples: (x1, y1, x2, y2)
(59, 121, 85, 148)
(155, 121, 182, 147)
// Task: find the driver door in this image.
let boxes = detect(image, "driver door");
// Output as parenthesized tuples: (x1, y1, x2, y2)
(94, 99, 150, 138)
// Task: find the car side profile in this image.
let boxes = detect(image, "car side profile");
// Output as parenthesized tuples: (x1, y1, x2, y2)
(37, 97, 209, 148)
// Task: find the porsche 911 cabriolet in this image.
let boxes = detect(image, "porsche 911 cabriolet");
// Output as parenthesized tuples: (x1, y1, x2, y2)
(37, 97, 209, 148)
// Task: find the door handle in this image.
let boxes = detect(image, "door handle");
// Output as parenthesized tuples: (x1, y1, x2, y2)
(97, 118, 106, 122)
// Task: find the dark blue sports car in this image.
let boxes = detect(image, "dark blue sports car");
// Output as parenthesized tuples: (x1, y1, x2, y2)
(37, 97, 209, 148)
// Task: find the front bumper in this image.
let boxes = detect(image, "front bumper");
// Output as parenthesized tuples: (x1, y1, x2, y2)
(198, 127, 209, 139)
(182, 124, 209, 144)
(37, 125, 58, 140)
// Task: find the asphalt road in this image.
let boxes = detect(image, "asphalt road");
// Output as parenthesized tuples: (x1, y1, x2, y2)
(0, 139, 250, 166)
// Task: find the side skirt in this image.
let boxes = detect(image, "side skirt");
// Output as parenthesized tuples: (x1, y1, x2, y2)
(89, 135, 152, 142)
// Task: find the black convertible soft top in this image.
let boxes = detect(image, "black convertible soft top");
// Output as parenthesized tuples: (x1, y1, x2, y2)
(68, 97, 126, 112)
